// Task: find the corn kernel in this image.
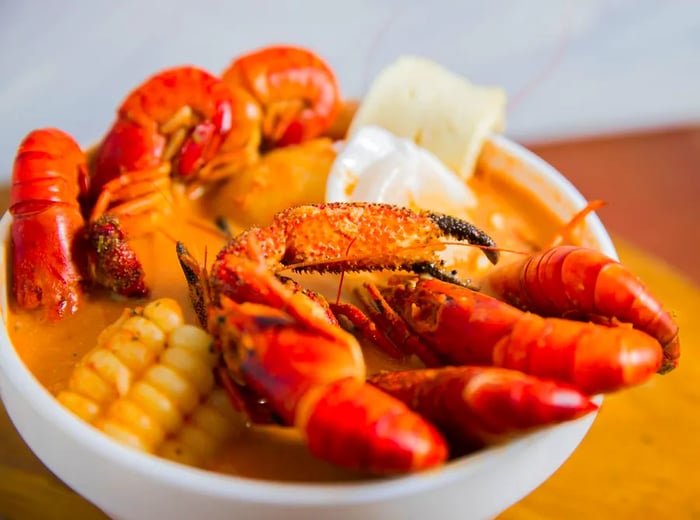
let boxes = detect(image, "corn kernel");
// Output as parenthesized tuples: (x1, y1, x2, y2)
(173, 425, 218, 460)
(108, 400, 165, 450)
(168, 325, 214, 359)
(143, 298, 184, 334)
(160, 347, 214, 396)
(96, 419, 151, 452)
(189, 402, 236, 441)
(104, 330, 160, 373)
(86, 350, 133, 397)
(57, 298, 238, 470)
(68, 366, 117, 404)
(57, 391, 101, 422)
(96, 309, 130, 347)
(129, 381, 183, 435)
(118, 316, 167, 353)
(143, 365, 199, 414)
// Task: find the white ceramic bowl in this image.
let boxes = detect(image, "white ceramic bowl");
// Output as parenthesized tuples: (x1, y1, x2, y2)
(0, 135, 616, 520)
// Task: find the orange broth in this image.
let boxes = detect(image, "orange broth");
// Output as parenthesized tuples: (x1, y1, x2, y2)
(5, 139, 568, 483)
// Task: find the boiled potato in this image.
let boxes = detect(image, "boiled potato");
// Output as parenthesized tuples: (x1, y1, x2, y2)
(212, 138, 337, 228)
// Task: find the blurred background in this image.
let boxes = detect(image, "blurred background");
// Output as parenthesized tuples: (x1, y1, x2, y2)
(0, 0, 698, 278)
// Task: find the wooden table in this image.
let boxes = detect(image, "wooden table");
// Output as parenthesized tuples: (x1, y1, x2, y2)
(1, 128, 698, 518)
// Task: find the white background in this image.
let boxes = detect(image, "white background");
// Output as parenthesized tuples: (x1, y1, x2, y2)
(1, 0, 699, 180)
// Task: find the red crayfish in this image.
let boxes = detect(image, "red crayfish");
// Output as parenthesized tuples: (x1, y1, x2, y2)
(8, 45, 343, 319)
(175, 202, 679, 475)
(8, 128, 147, 319)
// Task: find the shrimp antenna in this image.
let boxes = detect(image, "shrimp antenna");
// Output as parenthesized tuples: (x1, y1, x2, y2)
(547, 199, 606, 248)
(335, 237, 358, 305)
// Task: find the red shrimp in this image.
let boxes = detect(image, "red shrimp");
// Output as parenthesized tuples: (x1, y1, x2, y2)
(351, 278, 663, 395)
(478, 195, 679, 377)
(481, 245, 680, 373)
(89, 66, 260, 237)
(369, 366, 597, 453)
(9, 128, 88, 318)
(92, 65, 236, 187)
(222, 45, 342, 148)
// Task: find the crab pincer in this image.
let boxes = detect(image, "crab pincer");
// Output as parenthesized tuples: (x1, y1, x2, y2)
(175, 202, 502, 473)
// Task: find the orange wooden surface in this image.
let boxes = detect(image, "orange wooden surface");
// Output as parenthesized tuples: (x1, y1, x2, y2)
(528, 126, 700, 285)
(1, 128, 698, 518)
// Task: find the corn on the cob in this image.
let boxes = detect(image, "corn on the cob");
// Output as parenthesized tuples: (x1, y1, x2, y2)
(56, 298, 243, 468)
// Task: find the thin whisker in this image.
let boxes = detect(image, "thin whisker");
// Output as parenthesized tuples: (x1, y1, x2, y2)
(548, 199, 606, 248)
(335, 237, 358, 305)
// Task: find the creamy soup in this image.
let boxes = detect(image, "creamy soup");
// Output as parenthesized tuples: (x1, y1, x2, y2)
(5, 129, 571, 483)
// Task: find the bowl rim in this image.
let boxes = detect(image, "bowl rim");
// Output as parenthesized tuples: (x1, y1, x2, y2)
(0, 133, 614, 506)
